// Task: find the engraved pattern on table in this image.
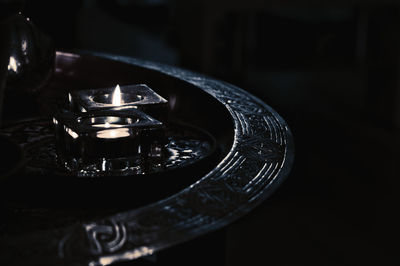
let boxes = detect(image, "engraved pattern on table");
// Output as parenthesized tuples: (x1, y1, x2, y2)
(58, 55, 292, 266)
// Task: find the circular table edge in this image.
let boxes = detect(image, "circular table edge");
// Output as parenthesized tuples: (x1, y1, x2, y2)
(3, 51, 295, 266)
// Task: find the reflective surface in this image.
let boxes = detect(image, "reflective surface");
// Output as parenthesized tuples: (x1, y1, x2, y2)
(2, 13, 54, 93)
(0, 134, 24, 180)
(3, 118, 215, 177)
(0, 52, 293, 266)
(54, 108, 166, 177)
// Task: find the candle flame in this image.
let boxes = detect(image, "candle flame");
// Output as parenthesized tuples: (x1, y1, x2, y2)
(112, 84, 122, 106)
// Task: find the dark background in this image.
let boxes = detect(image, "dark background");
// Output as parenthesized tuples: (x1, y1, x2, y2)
(14, 0, 398, 265)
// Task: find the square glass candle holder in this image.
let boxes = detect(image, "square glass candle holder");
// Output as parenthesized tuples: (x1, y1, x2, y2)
(69, 84, 168, 124)
(53, 108, 166, 177)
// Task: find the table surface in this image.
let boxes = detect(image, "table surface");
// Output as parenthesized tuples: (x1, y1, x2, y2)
(0, 51, 294, 266)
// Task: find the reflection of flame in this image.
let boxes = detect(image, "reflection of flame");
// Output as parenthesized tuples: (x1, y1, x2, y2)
(22, 40, 27, 53)
(8, 56, 17, 72)
(112, 85, 122, 106)
(104, 122, 111, 128)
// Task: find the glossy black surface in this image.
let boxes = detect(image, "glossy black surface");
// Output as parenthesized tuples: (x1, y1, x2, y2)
(0, 51, 293, 265)
(2, 13, 54, 92)
(0, 134, 23, 180)
(0, 11, 54, 126)
(2, 2, 393, 265)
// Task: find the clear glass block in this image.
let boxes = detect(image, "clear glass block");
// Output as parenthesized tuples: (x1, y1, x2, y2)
(53, 108, 166, 177)
(69, 84, 168, 124)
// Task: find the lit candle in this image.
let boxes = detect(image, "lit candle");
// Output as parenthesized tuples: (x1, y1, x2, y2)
(92, 121, 131, 139)
(96, 127, 131, 139)
(54, 104, 165, 176)
(91, 121, 122, 128)
(69, 84, 168, 124)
